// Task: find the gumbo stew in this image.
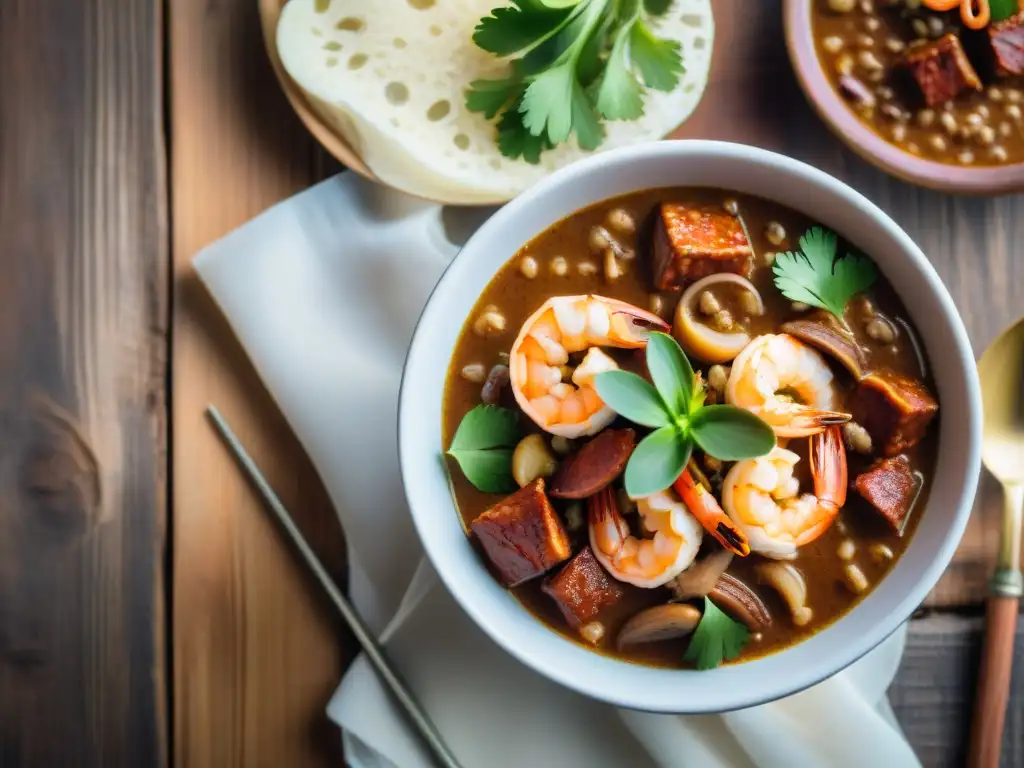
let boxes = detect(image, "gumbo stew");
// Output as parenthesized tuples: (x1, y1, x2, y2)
(813, 0, 1024, 166)
(442, 189, 939, 670)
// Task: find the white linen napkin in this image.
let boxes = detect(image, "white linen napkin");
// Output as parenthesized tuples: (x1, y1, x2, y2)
(193, 173, 922, 768)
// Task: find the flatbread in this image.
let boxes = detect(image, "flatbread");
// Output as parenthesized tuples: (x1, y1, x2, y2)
(278, 0, 715, 203)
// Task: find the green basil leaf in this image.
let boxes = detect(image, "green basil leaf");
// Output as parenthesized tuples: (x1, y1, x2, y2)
(446, 448, 518, 494)
(624, 427, 691, 498)
(689, 405, 776, 461)
(594, 370, 672, 428)
(445, 405, 520, 493)
(645, 332, 693, 415)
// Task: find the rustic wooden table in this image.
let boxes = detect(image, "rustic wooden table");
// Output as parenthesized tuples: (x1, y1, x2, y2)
(1, 0, 1022, 766)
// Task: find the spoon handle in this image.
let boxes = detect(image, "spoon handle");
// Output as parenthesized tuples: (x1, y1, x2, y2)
(968, 594, 1019, 768)
(969, 484, 1024, 768)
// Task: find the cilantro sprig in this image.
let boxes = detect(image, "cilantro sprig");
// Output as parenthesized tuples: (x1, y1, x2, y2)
(772, 227, 877, 324)
(445, 405, 520, 493)
(465, 0, 685, 163)
(684, 596, 750, 670)
(594, 333, 776, 498)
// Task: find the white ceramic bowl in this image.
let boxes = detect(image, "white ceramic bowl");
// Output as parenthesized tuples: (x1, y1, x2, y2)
(398, 140, 981, 714)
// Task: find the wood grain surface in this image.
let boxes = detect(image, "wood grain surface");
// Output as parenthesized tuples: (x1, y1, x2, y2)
(168, 1, 350, 766)
(0, 0, 1016, 765)
(894, 615, 1024, 768)
(968, 596, 1021, 768)
(0, 0, 167, 766)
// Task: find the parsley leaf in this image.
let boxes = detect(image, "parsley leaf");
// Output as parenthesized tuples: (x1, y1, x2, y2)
(643, 0, 673, 13)
(772, 227, 877, 320)
(595, 15, 644, 119)
(497, 103, 552, 163)
(467, 0, 688, 161)
(466, 77, 522, 120)
(446, 405, 520, 493)
(473, 2, 574, 57)
(684, 597, 751, 670)
(629, 21, 684, 91)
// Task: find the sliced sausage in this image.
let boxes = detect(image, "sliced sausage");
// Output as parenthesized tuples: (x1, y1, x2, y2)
(542, 546, 624, 629)
(548, 428, 636, 499)
(470, 479, 571, 587)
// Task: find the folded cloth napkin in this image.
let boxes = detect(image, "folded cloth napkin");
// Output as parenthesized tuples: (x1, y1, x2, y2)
(193, 173, 922, 768)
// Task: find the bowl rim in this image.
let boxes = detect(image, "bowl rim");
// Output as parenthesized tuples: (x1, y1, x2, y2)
(783, 0, 1024, 194)
(398, 139, 981, 713)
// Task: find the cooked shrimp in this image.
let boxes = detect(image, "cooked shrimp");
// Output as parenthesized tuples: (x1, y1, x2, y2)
(720, 426, 847, 559)
(726, 333, 851, 437)
(673, 463, 750, 556)
(510, 295, 669, 439)
(588, 485, 703, 588)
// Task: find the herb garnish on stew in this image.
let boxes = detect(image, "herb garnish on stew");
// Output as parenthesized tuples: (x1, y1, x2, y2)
(594, 332, 776, 498)
(466, 0, 685, 163)
(684, 596, 750, 670)
(446, 404, 520, 493)
(772, 227, 877, 322)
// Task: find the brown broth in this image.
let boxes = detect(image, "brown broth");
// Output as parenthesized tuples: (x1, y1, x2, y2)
(812, 0, 1024, 166)
(442, 187, 938, 669)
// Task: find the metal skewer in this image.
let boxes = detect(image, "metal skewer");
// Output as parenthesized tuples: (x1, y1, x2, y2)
(206, 405, 463, 768)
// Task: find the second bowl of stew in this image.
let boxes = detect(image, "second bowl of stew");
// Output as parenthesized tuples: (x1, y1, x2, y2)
(399, 140, 981, 713)
(786, 0, 1024, 192)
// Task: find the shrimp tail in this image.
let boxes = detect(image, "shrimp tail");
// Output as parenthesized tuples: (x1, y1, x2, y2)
(811, 425, 848, 510)
(606, 300, 671, 347)
(587, 486, 628, 554)
(674, 467, 751, 557)
(788, 409, 852, 434)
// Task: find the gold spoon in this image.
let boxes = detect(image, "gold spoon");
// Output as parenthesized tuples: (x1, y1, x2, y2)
(969, 316, 1024, 768)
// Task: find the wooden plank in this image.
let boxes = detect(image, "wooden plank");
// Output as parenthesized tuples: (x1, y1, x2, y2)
(895, 614, 1024, 768)
(0, 0, 167, 766)
(674, 0, 1016, 608)
(168, 1, 349, 766)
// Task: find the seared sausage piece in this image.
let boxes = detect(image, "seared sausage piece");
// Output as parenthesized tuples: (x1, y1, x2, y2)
(548, 428, 636, 499)
(854, 455, 917, 535)
(849, 369, 938, 457)
(988, 12, 1024, 77)
(652, 203, 753, 290)
(470, 479, 571, 587)
(902, 34, 981, 107)
(542, 546, 624, 628)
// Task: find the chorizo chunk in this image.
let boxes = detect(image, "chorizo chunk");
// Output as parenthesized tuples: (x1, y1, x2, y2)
(549, 428, 635, 499)
(988, 12, 1024, 77)
(653, 203, 753, 289)
(542, 546, 624, 628)
(902, 34, 982, 107)
(849, 369, 938, 457)
(470, 479, 570, 587)
(855, 455, 917, 535)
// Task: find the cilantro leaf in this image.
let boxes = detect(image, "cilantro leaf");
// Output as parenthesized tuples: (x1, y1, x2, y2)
(497, 103, 552, 163)
(446, 405, 520, 493)
(570, 78, 605, 149)
(772, 226, 877, 319)
(643, 0, 672, 14)
(472, 2, 573, 56)
(595, 18, 644, 120)
(629, 21, 684, 91)
(469, 0, 686, 161)
(466, 77, 522, 119)
(684, 597, 751, 670)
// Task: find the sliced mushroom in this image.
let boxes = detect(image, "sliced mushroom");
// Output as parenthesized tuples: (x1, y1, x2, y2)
(708, 573, 772, 630)
(781, 312, 867, 379)
(669, 548, 734, 600)
(616, 603, 702, 649)
(755, 562, 813, 627)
